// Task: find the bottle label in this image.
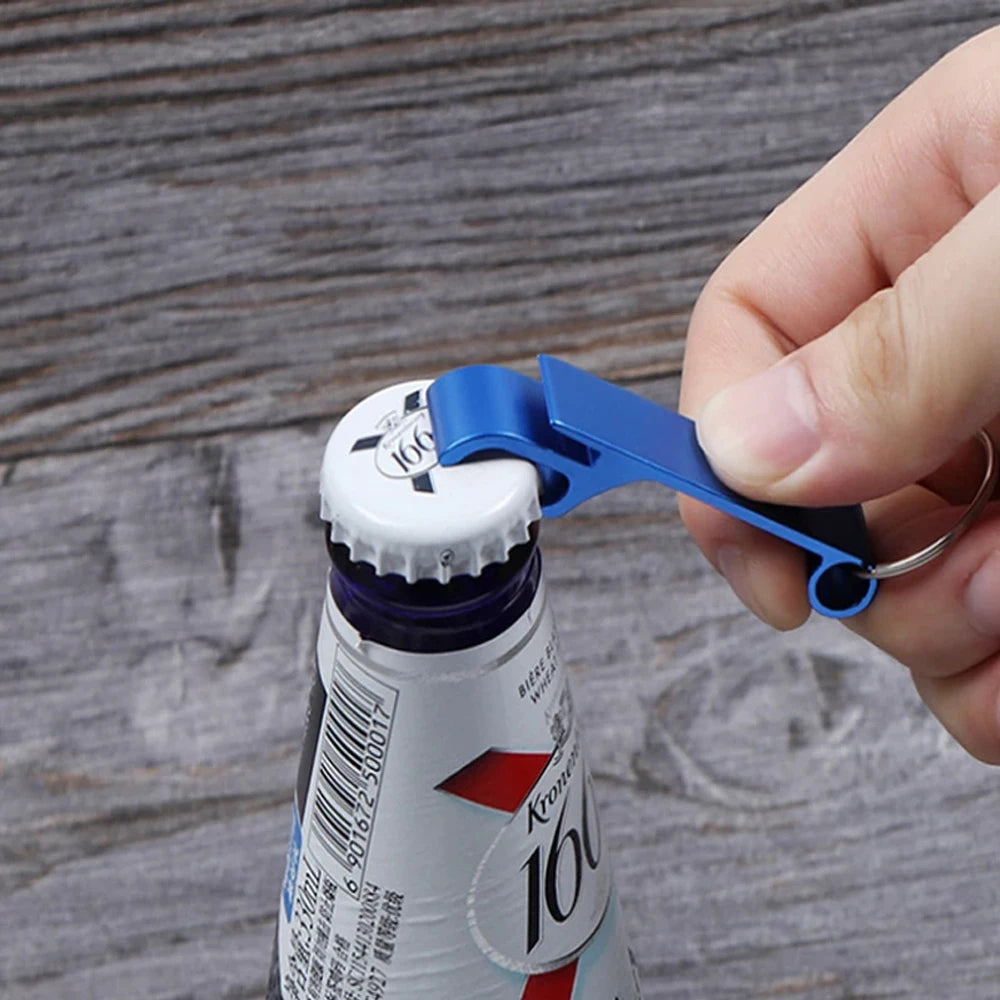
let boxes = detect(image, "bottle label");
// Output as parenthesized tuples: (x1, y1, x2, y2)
(276, 583, 641, 1000)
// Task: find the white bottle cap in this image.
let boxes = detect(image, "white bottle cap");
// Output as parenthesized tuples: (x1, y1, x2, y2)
(319, 380, 542, 582)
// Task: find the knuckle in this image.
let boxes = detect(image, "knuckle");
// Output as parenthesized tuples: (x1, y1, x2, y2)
(837, 273, 927, 430)
(851, 287, 908, 400)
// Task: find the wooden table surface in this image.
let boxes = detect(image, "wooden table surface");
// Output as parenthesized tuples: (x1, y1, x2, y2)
(3, 3, 1000, 998)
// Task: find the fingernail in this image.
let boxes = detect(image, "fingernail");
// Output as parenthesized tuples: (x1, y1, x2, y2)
(965, 550, 1000, 637)
(697, 361, 822, 488)
(716, 545, 768, 623)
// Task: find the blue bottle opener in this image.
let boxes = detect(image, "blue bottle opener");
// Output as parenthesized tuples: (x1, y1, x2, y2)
(426, 354, 877, 618)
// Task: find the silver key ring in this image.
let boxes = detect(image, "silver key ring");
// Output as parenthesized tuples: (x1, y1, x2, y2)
(856, 428, 998, 581)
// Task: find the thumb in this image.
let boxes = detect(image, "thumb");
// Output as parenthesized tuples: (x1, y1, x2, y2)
(696, 183, 1000, 507)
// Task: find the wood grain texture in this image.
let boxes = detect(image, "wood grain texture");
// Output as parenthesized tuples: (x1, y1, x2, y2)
(2, 0, 995, 457)
(3, 3, 1000, 999)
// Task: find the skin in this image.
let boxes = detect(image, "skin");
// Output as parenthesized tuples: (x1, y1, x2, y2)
(678, 26, 1000, 764)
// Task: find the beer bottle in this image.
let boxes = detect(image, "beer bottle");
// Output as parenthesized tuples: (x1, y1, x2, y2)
(268, 379, 642, 1000)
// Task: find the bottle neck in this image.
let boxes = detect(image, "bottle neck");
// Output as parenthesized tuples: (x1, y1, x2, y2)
(326, 530, 541, 654)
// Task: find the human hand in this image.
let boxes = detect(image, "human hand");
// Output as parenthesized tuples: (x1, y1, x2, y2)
(678, 27, 1000, 763)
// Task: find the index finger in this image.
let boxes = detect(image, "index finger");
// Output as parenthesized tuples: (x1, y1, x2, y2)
(681, 25, 1000, 417)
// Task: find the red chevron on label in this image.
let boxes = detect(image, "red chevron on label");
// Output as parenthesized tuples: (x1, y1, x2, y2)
(521, 959, 579, 1000)
(436, 749, 552, 814)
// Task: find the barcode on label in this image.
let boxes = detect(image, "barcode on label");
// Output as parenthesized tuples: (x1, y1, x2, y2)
(307, 653, 397, 899)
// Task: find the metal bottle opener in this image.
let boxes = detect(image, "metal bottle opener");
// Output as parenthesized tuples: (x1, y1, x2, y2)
(427, 355, 878, 618)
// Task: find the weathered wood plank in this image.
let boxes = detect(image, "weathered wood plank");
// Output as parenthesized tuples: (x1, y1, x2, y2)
(2, 1, 997, 457)
(4, 3, 1000, 999)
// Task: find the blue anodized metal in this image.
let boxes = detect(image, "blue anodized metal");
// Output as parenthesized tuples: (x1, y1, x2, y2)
(427, 355, 877, 619)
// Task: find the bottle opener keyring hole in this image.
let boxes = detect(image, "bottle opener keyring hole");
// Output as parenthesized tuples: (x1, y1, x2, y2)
(812, 561, 879, 617)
